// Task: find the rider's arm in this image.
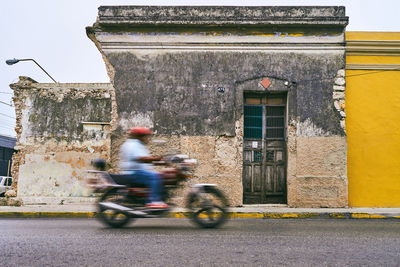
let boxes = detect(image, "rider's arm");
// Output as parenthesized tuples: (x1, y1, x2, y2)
(137, 156, 162, 163)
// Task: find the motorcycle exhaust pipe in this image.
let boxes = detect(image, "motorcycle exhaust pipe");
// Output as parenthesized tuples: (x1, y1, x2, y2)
(99, 202, 148, 217)
(99, 202, 132, 212)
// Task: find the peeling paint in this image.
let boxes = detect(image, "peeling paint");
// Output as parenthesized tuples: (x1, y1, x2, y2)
(332, 69, 346, 132)
(119, 112, 154, 131)
(10, 77, 115, 199)
(296, 118, 332, 137)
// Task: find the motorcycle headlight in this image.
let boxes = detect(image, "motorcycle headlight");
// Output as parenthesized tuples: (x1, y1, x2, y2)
(183, 159, 197, 165)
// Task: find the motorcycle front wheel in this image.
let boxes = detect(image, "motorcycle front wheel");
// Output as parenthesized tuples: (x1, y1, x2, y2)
(186, 186, 229, 228)
(97, 187, 132, 228)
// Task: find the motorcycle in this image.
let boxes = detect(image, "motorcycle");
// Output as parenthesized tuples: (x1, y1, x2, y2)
(87, 154, 229, 228)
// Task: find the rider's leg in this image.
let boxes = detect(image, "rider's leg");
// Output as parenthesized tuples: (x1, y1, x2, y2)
(134, 170, 162, 203)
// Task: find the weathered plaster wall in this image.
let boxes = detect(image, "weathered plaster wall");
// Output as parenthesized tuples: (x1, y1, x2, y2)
(287, 136, 347, 207)
(88, 6, 348, 207)
(10, 77, 114, 202)
(285, 69, 347, 207)
(146, 126, 243, 206)
(106, 52, 345, 137)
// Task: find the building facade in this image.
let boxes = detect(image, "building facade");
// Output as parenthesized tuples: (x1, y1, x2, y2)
(86, 6, 349, 207)
(346, 32, 400, 207)
(9, 77, 114, 203)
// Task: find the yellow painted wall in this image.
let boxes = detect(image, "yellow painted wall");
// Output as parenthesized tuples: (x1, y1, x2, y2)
(346, 32, 400, 207)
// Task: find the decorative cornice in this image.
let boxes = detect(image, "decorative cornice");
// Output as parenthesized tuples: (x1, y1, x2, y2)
(88, 6, 348, 37)
(100, 42, 346, 52)
(346, 40, 400, 56)
(346, 64, 400, 70)
(97, 6, 348, 26)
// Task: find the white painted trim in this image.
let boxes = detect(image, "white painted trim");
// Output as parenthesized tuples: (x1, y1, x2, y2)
(81, 122, 111, 125)
(101, 44, 346, 52)
(346, 40, 400, 56)
(346, 64, 400, 70)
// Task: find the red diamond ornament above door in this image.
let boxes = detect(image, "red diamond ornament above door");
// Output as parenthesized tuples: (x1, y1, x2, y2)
(261, 77, 271, 89)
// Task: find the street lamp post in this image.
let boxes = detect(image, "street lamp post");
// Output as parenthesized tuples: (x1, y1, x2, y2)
(6, 58, 58, 83)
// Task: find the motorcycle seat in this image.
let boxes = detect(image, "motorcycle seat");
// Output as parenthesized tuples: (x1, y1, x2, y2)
(109, 174, 146, 187)
(160, 168, 178, 179)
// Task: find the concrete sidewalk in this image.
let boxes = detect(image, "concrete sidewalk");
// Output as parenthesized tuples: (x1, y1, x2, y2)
(1, 203, 400, 219)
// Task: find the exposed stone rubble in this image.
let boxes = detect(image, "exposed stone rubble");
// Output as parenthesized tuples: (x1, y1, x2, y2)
(9, 77, 115, 203)
(333, 69, 346, 132)
(5, 190, 17, 197)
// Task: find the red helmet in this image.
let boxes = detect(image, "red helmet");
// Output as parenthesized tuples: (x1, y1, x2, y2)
(128, 127, 152, 137)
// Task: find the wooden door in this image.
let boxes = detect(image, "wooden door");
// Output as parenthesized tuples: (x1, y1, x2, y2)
(243, 94, 287, 204)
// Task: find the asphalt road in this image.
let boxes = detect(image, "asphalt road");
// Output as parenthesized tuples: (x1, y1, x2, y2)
(1, 218, 399, 266)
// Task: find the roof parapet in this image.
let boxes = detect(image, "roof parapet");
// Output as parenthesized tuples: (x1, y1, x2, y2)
(93, 6, 348, 28)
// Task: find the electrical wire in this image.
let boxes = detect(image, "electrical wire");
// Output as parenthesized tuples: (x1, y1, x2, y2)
(345, 67, 400, 78)
(0, 113, 16, 119)
(0, 125, 15, 130)
(0, 101, 13, 107)
(238, 66, 400, 87)
(0, 122, 16, 128)
(0, 121, 16, 126)
(295, 67, 400, 84)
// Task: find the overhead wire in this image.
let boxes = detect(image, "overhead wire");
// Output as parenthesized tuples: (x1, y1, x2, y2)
(0, 100, 14, 107)
(0, 113, 16, 119)
(238, 66, 400, 87)
(345, 67, 400, 78)
(0, 119, 15, 124)
(0, 125, 15, 130)
(294, 67, 400, 84)
(0, 119, 16, 125)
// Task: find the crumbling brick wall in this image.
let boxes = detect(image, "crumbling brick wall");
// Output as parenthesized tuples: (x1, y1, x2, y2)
(10, 77, 115, 202)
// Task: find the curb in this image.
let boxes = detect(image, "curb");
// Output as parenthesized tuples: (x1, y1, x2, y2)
(0, 212, 96, 218)
(1, 211, 400, 219)
(225, 212, 400, 219)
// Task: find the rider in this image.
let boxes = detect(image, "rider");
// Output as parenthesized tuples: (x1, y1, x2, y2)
(119, 127, 170, 209)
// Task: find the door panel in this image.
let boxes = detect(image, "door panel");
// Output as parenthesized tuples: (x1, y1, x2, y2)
(243, 94, 287, 204)
(243, 165, 252, 192)
(265, 165, 274, 192)
(253, 165, 262, 192)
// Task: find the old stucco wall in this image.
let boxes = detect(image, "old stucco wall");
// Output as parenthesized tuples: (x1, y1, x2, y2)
(10, 77, 115, 203)
(88, 6, 348, 207)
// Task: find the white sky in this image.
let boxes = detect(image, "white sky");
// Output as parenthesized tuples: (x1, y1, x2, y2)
(1, 0, 399, 137)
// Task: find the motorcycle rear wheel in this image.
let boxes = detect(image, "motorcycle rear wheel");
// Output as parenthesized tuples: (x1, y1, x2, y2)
(97, 188, 132, 228)
(186, 186, 229, 228)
